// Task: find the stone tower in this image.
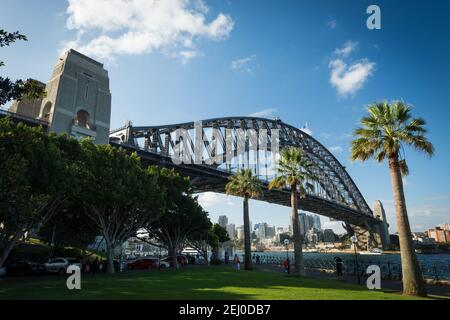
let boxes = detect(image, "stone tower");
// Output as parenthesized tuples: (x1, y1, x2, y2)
(38, 49, 111, 144)
(373, 200, 391, 248)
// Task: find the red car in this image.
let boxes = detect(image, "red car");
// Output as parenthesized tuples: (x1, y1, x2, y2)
(162, 256, 187, 267)
(126, 258, 158, 270)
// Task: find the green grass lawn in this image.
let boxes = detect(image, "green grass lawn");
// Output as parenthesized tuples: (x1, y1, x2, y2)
(0, 266, 429, 300)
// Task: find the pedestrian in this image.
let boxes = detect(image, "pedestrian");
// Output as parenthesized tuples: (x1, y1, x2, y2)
(334, 256, 343, 277)
(256, 255, 260, 264)
(283, 258, 290, 273)
(224, 251, 229, 265)
(233, 254, 240, 271)
(92, 257, 99, 274)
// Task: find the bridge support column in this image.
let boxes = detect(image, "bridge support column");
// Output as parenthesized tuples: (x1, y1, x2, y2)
(345, 223, 382, 250)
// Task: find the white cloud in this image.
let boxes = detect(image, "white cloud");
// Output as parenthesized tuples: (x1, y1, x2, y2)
(329, 58, 375, 97)
(249, 108, 277, 118)
(197, 192, 235, 208)
(329, 41, 375, 97)
(231, 54, 256, 74)
(334, 41, 358, 58)
(328, 146, 343, 154)
(62, 0, 234, 63)
(327, 19, 337, 30)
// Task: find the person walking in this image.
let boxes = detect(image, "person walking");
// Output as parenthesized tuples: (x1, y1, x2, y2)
(233, 254, 241, 271)
(283, 258, 290, 274)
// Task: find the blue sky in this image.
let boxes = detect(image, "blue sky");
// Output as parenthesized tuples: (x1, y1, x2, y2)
(1, 0, 449, 233)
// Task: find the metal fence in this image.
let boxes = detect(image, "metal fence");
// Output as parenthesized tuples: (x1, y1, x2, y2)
(240, 254, 450, 281)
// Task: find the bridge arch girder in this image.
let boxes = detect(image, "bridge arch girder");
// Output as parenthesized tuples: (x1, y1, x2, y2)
(110, 116, 374, 220)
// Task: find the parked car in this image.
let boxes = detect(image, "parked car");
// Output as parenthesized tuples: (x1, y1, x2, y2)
(126, 258, 158, 270)
(126, 258, 170, 270)
(162, 255, 187, 267)
(44, 258, 81, 275)
(5, 260, 46, 277)
(157, 260, 170, 269)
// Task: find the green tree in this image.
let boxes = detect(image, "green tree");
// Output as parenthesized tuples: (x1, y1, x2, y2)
(143, 167, 211, 268)
(0, 119, 75, 268)
(79, 142, 161, 273)
(269, 147, 316, 276)
(0, 30, 46, 105)
(38, 202, 98, 256)
(351, 101, 433, 297)
(225, 169, 262, 270)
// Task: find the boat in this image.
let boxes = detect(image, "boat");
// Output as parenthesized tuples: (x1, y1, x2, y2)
(359, 248, 384, 255)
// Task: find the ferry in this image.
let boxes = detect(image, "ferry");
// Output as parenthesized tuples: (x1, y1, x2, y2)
(359, 248, 384, 255)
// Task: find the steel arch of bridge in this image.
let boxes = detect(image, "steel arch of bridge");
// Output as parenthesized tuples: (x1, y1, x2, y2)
(110, 116, 379, 228)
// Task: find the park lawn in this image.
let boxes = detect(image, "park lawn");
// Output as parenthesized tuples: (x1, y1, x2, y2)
(0, 266, 428, 300)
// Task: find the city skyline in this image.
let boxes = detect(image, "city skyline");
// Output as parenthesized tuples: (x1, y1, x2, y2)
(2, 0, 450, 233)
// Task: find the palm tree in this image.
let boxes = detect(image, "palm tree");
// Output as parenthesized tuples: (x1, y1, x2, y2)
(269, 147, 316, 276)
(225, 169, 262, 270)
(351, 101, 433, 297)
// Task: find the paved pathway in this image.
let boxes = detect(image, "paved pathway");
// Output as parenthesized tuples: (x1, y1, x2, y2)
(255, 264, 450, 298)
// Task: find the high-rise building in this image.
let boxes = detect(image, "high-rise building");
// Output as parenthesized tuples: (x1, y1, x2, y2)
(218, 215, 228, 228)
(297, 212, 307, 235)
(236, 226, 245, 240)
(226, 224, 236, 240)
(312, 215, 321, 230)
(266, 226, 276, 239)
(10, 49, 112, 144)
(442, 223, 450, 231)
(257, 223, 268, 240)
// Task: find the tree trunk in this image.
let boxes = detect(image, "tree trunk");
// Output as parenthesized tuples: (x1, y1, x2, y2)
(106, 246, 115, 274)
(243, 196, 252, 270)
(389, 157, 426, 297)
(291, 186, 305, 276)
(169, 244, 178, 268)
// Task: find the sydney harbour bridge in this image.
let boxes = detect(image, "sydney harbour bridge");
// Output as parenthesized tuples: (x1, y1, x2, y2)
(109, 116, 383, 246)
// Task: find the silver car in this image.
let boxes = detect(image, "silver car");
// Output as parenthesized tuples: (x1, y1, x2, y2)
(44, 258, 81, 275)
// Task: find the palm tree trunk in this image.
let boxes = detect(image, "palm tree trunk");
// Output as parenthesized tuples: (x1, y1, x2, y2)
(291, 186, 305, 276)
(243, 196, 252, 270)
(389, 157, 426, 296)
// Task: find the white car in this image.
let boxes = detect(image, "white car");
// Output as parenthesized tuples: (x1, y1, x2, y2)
(156, 260, 170, 269)
(44, 258, 81, 275)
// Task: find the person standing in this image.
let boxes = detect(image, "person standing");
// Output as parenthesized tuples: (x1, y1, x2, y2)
(334, 256, 343, 277)
(233, 254, 240, 271)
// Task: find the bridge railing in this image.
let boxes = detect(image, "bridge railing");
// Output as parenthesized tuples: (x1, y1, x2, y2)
(0, 108, 49, 127)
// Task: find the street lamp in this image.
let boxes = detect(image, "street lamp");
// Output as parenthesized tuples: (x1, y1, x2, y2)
(284, 238, 290, 275)
(350, 235, 361, 285)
